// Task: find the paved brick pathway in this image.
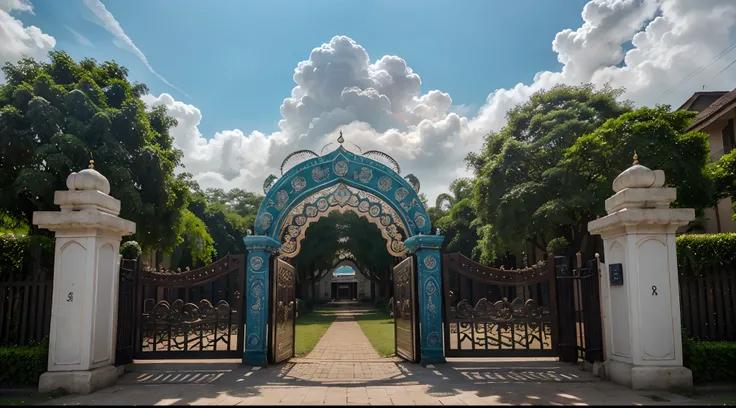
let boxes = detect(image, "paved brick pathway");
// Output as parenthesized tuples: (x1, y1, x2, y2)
(43, 306, 699, 406)
(287, 306, 402, 382)
(301, 311, 382, 361)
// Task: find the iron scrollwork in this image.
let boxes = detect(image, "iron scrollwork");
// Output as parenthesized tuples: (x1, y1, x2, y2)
(442, 252, 557, 357)
(137, 254, 245, 358)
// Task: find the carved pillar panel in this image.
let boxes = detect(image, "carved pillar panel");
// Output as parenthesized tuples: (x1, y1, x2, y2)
(405, 235, 445, 365)
(243, 236, 282, 366)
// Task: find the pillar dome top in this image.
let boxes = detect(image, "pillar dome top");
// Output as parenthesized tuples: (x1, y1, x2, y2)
(66, 160, 110, 195)
(612, 154, 664, 193)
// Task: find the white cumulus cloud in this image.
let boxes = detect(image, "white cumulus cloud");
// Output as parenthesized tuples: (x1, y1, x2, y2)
(145, 0, 736, 207)
(0, 0, 55, 82)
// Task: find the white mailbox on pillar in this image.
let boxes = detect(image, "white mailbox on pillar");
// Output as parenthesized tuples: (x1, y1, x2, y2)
(588, 155, 693, 390)
(33, 161, 135, 395)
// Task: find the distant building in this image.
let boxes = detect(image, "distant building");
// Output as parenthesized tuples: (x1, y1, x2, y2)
(680, 89, 736, 233)
(316, 267, 371, 302)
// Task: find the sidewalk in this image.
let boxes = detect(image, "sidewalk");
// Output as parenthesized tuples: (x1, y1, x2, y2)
(43, 306, 700, 406)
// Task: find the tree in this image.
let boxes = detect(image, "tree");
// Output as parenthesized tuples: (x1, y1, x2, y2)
(433, 178, 479, 258)
(204, 188, 263, 230)
(559, 106, 713, 236)
(169, 181, 261, 269)
(292, 211, 397, 299)
(467, 84, 632, 259)
(711, 147, 736, 216)
(0, 52, 190, 253)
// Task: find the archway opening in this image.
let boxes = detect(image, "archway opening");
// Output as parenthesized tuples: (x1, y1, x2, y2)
(291, 210, 401, 307)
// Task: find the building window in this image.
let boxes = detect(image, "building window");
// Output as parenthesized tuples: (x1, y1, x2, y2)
(723, 119, 735, 154)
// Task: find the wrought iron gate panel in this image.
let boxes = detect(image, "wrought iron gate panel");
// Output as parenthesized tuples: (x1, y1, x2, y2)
(556, 255, 604, 364)
(269, 258, 296, 364)
(135, 254, 245, 359)
(393, 256, 418, 362)
(442, 253, 558, 357)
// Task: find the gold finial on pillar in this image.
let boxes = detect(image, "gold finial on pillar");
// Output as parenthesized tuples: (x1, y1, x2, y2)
(633, 152, 639, 165)
(88, 159, 95, 169)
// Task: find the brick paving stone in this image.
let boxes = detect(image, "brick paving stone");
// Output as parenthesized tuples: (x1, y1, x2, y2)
(44, 306, 702, 406)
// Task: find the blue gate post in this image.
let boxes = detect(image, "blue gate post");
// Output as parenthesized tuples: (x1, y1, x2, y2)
(243, 235, 282, 366)
(404, 235, 446, 366)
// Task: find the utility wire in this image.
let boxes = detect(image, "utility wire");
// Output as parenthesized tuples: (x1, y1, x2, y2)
(661, 40, 736, 97)
(711, 57, 736, 82)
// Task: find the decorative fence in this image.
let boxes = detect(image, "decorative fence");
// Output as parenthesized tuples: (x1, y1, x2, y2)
(679, 267, 736, 342)
(0, 260, 53, 347)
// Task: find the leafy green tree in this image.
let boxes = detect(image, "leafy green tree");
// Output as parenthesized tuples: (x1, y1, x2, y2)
(293, 211, 397, 299)
(467, 84, 632, 259)
(559, 106, 713, 234)
(204, 188, 263, 230)
(169, 181, 260, 268)
(0, 52, 190, 253)
(711, 148, 736, 216)
(433, 178, 479, 258)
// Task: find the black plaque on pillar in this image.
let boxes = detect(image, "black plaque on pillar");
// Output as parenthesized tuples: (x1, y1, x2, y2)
(609, 263, 624, 286)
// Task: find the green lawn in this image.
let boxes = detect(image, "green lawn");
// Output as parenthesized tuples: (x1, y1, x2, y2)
(294, 308, 336, 356)
(355, 311, 395, 357)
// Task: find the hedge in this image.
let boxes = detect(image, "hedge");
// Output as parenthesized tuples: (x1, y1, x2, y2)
(676, 233, 736, 275)
(682, 335, 736, 384)
(0, 340, 49, 386)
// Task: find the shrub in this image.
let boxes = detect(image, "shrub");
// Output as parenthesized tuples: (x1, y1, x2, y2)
(120, 240, 142, 259)
(546, 237, 569, 255)
(0, 339, 49, 386)
(676, 233, 736, 275)
(682, 334, 736, 383)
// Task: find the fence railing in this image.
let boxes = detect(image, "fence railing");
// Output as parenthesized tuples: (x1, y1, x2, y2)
(679, 267, 736, 342)
(0, 263, 53, 347)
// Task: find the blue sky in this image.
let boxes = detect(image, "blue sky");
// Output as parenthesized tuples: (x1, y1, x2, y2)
(7, 0, 735, 201)
(22, 0, 587, 139)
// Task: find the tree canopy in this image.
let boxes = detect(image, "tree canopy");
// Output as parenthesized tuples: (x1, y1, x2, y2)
(466, 84, 633, 259)
(0, 52, 195, 253)
(293, 211, 397, 297)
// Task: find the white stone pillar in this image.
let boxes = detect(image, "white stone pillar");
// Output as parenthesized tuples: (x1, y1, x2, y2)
(33, 162, 135, 395)
(588, 157, 693, 390)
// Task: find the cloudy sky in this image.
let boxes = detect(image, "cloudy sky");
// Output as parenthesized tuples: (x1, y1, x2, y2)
(3, 0, 736, 203)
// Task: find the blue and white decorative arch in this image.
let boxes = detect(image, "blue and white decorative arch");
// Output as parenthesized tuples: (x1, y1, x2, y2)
(243, 142, 445, 366)
(255, 145, 431, 257)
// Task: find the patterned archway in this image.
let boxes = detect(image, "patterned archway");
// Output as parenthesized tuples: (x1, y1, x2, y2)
(243, 138, 445, 367)
(254, 143, 431, 254)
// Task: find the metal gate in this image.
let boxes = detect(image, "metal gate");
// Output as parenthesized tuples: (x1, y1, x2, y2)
(115, 258, 138, 366)
(555, 255, 604, 364)
(442, 253, 558, 357)
(393, 256, 418, 362)
(135, 254, 246, 359)
(269, 258, 296, 364)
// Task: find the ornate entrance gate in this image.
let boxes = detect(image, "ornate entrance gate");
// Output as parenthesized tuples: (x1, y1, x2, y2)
(244, 134, 445, 366)
(269, 258, 296, 364)
(442, 253, 558, 357)
(393, 256, 418, 362)
(134, 254, 246, 359)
